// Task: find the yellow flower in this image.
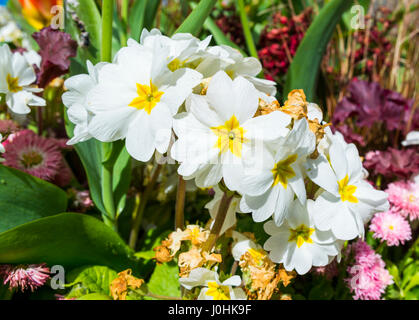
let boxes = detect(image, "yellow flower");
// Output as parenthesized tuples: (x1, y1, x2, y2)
(205, 281, 231, 300)
(211, 115, 248, 158)
(338, 174, 358, 203)
(129, 80, 164, 114)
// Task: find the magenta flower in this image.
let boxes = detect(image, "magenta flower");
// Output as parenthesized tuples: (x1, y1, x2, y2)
(363, 148, 419, 179)
(2, 130, 62, 181)
(345, 240, 393, 300)
(32, 27, 77, 88)
(333, 79, 415, 131)
(0, 264, 50, 292)
(369, 210, 412, 246)
(386, 181, 419, 220)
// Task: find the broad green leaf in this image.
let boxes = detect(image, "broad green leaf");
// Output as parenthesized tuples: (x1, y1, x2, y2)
(404, 273, 419, 294)
(77, 293, 113, 300)
(387, 262, 401, 288)
(284, 0, 353, 100)
(128, 0, 148, 40)
(0, 165, 67, 233)
(0, 213, 138, 271)
(66, 265, 118, 296)
(175, 0, 217, 36)
(147, 262, 180, 298)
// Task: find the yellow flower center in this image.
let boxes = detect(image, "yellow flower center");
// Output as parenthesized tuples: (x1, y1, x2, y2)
(7, 74, 22, 93)
(338, 175, 358, 203)
(288, 224, 315, 248)
(128, 80, 164, 114)
(20, 151, 43, 168)
(211, 115, 248, 158)
(189, 227, 201, 243)
(205, 281, 230, 300)
(408, 194, 416, 203)
(167, 58, 188, 72)
(389, 225, 394, 230)
(271, 154, 298, 189)
(247, 248, 266, 265)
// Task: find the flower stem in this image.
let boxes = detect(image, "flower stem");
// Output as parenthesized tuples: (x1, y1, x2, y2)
(101, 0, 114, 63)
(129, 164, 162, 249)
(203, 191, 233, 252)
(175, 175, 186, 230)
(100, 0, 117, 231)
(120, 0, 129, 46)
(236, 0, 259, 60)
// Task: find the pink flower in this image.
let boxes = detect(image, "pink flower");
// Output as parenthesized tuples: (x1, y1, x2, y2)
(75, 190, 93, 209)
(369, 210, 412, 246)
(386, 181, 419, 220)
(0, 120, 19, 136)
(345, 240, 393, 300)
(2, 130, 62, 181)
(313, 260, 339, 280)
(0, 264, 50, 292)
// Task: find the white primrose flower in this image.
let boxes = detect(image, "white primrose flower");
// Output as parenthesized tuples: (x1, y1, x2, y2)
(86, 42, 202, 161)
(240, 118, 316, 226)
(263, 199, 342, 275)
(231, 231, 265, 262)
(171, 70, 291, 191)
(63, 61, 107, 145)
(402, 130, 419, 146)
(205, 185, 242, 235)
(196, 44, 277, 96)
(306, 132, 389, 240)
(179, 267, 246, 300)
(138, 28, 212, 72)
(0, 44, 45, 114)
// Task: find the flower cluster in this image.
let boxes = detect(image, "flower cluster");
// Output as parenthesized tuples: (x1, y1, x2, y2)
(0, 263, 50, 292)
(345, 240, 393, 300)
(258, 9, 312, 81)
(65, 29, 390, 298)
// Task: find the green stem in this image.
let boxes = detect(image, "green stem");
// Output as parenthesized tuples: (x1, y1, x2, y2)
(120, 0, 129, 46)
(101, 0, 114, 62)
(236, 0, 259, 60)
(100, 2, 116, 230)
(129, 164, 162, 249)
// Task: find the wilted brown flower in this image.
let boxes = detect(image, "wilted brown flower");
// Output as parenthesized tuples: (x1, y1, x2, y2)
(110, 269, 144, 300)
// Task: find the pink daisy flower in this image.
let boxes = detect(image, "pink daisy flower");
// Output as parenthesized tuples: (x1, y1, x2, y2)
(369, 211, 412, 246)
(0, 264, 50, 292)
(2, 130, 62, 181)
(345, 240, 393, 300)
(386, 181, 419, 220)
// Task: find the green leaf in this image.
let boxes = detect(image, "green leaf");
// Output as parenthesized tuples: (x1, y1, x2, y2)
(65, 0, 102, 63)
(64, 114, 131, 217)
(284, 0, 353, 100)
(147, 262, 180, 298)
(66, 265, 118, 296)
(0, 213, 138, 271)
(388, 262, 401, 288)
(175, 0, 217, 36)
(128, 0, 148, 40)
(77, 293, 113, 300)
(203, 17, 246, 55)
(0, 165, 68, 233)
(143, 0, 161, 31)
(308, 280, 334, 300)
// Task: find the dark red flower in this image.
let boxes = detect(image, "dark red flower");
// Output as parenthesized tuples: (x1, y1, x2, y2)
(33, 27, 77, 88)
(364, 148, 419, 179)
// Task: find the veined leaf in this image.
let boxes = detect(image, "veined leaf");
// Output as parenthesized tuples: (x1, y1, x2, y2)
(0, 165, 67, 233)
(175, 0, 217, 36)
(147, 262, 180, 299)
(284, 0, 353, 100)
(0, 213, 138, 271)
(66, 265, 118, 296)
